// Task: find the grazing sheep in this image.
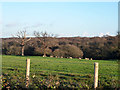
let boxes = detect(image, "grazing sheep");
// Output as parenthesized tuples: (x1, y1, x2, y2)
(79, 58, 81, 60)
(69, 57, 72, 59)
(85, 58, 89, 60)
(61, 56, 63, 58)
(90, 58, 93, 60)
(43, 55, 46, 57)
(50, 56, 53, 57)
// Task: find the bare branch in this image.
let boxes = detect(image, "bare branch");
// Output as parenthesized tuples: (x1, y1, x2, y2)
(34, 31, 41, 37)
(11, 34, 21, 44)
(25, 37, 31, 43)
(11, 30, 31, 56)
(34, 30, 57, 57)
(14, 39, 21, 44)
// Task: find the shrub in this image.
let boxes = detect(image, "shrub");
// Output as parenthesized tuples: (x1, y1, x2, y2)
(53, 44, 83, 58)
(52, 49, 65, 57)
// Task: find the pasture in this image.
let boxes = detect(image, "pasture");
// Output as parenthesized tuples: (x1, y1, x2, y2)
(2, 55, 119, 89)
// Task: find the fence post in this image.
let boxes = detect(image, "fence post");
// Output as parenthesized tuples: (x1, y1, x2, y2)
(26, 59, 30, 88)
(94, 62, 99, 89)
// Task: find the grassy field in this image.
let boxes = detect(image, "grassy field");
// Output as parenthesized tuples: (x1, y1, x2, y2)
(2, 55, 119, 89)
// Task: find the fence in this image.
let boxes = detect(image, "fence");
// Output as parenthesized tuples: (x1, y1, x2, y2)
(2, 57, 119, 89)
(25, 59, 99, 89)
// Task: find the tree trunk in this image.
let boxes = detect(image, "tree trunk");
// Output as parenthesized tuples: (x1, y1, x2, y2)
(22, 45, 25, 56)
(43, 38, 46, 57)
(43, 45, 46, 57)
(43, 51, 46, 57)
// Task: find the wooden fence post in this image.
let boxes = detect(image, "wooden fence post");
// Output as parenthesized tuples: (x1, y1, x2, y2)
(0, 75, 2, 90)
(94, 62, 99, 89)
(26, 59, 30, 88)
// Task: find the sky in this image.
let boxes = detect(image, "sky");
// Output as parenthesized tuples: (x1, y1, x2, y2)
(1, 2, 118, 37)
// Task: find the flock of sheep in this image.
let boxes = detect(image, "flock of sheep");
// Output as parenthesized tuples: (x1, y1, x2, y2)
(44, 55, 93, 60)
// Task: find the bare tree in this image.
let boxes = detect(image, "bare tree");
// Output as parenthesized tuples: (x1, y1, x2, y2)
(34, 31, 57, 57)
(12, 30, 31, 56)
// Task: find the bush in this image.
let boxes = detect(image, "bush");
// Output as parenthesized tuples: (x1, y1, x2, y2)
(24, 46, 35, 56)
(2, 42, 21, 55)
(53, 44, 83, 58)
(52, 49, 65, 57)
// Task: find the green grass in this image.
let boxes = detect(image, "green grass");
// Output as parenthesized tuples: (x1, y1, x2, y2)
(2, 55, 119, 89)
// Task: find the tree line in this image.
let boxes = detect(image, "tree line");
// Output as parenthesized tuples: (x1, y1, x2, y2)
(2, 31, 120, 60)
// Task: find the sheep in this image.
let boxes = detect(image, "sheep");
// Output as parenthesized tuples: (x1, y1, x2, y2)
(90, 58, 93, 60)
(85, 58, 89, 60)
(50, 56, 53, 57)
(61, 56, 63, 58)
(43, 55, 46, 57)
